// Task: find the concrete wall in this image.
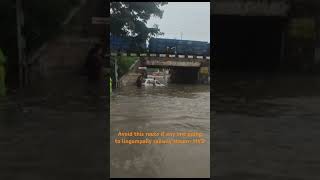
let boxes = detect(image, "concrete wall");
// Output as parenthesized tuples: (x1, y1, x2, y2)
(144, 57, 207, 68)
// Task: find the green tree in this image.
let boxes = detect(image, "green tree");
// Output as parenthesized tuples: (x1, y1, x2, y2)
(110, 2, 167, 45)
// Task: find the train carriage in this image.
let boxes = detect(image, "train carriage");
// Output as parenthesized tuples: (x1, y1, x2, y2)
(110, 35, 209, 56)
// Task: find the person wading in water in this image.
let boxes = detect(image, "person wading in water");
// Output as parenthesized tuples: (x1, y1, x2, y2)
(136, 75, 143, 88)
(153, 77, 157, 86)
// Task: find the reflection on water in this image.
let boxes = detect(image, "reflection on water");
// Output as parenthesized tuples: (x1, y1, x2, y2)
(110, 84, 210, 178)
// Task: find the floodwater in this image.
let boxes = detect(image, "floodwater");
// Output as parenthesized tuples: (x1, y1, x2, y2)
(110, 84, 210, 178)
(0, 74, 107, 180)
(213, 73, 320, 180)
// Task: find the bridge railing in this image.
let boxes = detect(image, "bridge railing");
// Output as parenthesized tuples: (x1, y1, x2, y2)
(107, 52, 210, 60)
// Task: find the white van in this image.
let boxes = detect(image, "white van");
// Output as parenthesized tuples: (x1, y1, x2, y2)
(142, 78, 165, 87)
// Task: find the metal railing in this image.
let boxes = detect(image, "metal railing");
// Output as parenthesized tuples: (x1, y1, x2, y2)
(108, 52, 210, 60)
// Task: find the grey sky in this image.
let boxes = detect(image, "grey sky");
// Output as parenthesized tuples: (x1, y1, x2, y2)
(147, 2, 210, 42)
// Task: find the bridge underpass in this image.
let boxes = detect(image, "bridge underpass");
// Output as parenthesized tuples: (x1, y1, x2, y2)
(170, 67, 199, 83)
(213, 0, 320, 73)
(214, 15, 286, 72)
(213, 0, 291, 73)
(142, 57, 208, 84)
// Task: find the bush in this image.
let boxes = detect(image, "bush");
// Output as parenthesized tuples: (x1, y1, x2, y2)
(117, 56, 138, 77)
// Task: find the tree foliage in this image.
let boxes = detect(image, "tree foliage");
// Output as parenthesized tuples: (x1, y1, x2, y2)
(110, 2, 167, 45)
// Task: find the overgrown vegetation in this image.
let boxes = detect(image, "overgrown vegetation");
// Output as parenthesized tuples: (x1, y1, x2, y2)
(109, 2, 167, 85)
(110, 56, 138, 82)
(117, 56, 138, 77)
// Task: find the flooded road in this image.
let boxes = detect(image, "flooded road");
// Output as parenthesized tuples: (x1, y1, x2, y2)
(110, 84, 210, 178)
(213, 73, 320, 180)
(0, 74, 107, 180)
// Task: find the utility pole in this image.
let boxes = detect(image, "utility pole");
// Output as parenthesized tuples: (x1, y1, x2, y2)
(180, 32, 183, 40)
(114, 56, 118, 88)
(16, 0, 27, 88)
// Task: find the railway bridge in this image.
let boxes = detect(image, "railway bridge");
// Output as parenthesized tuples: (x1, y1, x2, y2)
(111, 52, 210, 84)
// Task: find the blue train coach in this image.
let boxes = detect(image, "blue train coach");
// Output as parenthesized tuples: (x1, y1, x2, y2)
(110, 35, 147, 53)
(148, 38, 210, 56)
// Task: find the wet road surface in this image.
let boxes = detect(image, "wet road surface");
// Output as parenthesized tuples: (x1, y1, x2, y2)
(213, 73, 320, 180)
(4, 71, 320, 179)
(110, 84, 210, 178)
(0, 74, 107, 180)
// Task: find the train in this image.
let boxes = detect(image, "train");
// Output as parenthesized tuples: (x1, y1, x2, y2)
(110, 35, 210, 56)
(148, 38, 210, 56)
(110, 35, 147, 52)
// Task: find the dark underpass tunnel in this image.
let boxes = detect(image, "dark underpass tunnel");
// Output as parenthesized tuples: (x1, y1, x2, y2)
(170, 67, 199, 83)
(213, 15, 287, 73)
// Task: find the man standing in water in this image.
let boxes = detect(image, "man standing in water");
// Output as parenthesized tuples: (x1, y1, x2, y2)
(136, 75, 143, 87)
(0, 48, 7, 96)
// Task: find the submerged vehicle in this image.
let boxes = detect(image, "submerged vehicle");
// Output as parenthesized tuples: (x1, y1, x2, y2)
(142, 78, 165, 87)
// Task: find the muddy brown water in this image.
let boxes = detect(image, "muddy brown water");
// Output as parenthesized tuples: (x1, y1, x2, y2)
(213, 73, 320, 180)
(3, 72, 320, 179)
(110, 84, 210, 178)
(0, 75, 107, 180)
